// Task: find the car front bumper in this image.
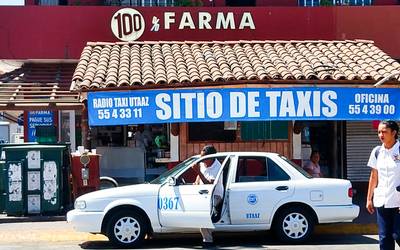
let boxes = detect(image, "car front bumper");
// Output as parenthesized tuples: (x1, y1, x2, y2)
(315, 204, 360, 223)
(67, 209, 104, 233)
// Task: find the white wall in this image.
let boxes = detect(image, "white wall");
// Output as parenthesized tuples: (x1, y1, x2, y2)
(9, 122, 23, 143)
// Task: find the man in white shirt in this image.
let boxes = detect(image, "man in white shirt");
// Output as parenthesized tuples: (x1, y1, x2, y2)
(366, 120, 400, 250)
(191, 145, 223, 248)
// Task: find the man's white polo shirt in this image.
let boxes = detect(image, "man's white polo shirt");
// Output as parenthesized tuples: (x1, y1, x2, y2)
(368, 140, 400, 208)
(200, 160, 224, 198)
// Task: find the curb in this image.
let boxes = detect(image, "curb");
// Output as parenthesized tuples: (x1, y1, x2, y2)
(315, 223, 378, 235)
(0, 214, 66, 224)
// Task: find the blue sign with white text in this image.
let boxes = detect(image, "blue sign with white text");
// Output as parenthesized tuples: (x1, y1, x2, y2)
(27, 111, 54, 142)
(87, 87, 400, 126)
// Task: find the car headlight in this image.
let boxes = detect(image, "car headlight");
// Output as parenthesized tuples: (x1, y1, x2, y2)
(74, 200, 86, 210)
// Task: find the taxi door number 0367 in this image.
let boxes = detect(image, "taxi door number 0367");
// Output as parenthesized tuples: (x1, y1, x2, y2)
(158, 197, 180, 210)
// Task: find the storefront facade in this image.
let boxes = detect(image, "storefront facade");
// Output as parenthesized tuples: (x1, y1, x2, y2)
(73, 39, 400, 183)
(1, 6, 400, 183)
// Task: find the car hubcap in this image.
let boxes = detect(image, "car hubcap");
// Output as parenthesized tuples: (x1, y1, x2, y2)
(114, 216, 140, 243)
(282, 212, 308, 239)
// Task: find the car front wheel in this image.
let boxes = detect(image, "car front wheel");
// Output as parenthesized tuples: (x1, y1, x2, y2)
(273, 207, 314, 243)
(107, 210, 147, 248)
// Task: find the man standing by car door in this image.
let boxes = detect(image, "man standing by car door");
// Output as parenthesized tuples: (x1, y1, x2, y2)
(191, 145, 223, 248)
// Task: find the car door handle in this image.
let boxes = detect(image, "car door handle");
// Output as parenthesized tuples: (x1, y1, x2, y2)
(275, 186, 289, 191)
(199, 189, 209, 194)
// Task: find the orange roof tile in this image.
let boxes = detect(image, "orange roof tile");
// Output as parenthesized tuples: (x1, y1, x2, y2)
(71, 40, 400, 91)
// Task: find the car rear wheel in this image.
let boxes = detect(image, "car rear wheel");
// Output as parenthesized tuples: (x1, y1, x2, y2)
(106, 210, 147, 248)
(273, 207, 314, 243)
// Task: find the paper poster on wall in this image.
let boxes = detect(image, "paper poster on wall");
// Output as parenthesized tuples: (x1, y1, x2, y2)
(27, 195, 41, 214)
(8, 162, 23, 202)
(27, 151, 40, 169)
(27, 171, 41, 191)
(43, 180, 57, 204)
(43, 161, 57, 180)
(8, 162, 22, 181)
(43, 161, 57, 205)
(8, 181, 22, 202)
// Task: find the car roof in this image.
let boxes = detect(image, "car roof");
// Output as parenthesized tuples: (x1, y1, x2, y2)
(200, 152, 279, 157)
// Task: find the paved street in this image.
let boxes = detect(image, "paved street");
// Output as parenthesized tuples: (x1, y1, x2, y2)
(0, 221, 398, 250)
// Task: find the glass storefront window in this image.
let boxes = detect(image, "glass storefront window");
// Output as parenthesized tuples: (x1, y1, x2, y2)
(298, 0, 372, 6)
(59, 110, 80, 151)
(106, 0, 175, 6)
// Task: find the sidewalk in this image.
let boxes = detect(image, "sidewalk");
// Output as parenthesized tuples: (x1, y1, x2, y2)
(0, 213, 65, 224)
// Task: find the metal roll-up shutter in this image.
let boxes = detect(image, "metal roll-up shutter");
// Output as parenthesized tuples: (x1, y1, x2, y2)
(346, 121, 380, 182)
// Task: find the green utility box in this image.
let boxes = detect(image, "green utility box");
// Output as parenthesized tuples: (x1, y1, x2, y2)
(3, 145, 71, 216)
(0, 143, 37, 214)
(0, 161, 6, 213)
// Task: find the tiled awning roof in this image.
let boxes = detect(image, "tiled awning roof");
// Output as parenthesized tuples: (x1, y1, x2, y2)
(0, 62, 82, 110)
(70, 40, 400, 91)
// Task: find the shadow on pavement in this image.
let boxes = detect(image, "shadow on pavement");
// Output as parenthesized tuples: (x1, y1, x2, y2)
(352, 182, 376, 225)
(304, 234, 378, 245)
(79, 231, 378, 249)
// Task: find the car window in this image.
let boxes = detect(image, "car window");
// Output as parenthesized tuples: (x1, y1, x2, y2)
(236, 156, 268, 182)
(176, 156, 227, 185)
(278, 155, 312, 178)
(150, 156, 198, 184)
(267, 158, 290, 181)
(235, 156, 290, 182)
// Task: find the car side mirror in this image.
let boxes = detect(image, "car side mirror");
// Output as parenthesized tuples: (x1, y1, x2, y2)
(167, 177, 176, 186)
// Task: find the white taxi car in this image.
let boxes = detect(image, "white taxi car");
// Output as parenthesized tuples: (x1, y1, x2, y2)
(67, 152, 359, 248)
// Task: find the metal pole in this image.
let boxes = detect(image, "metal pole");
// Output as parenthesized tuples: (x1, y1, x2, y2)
(374, 72, 400, 87)
(81, 100, 91, 150)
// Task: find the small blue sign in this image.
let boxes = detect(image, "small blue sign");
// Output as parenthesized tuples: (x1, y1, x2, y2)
(87, 87, 400, 126)
(247, 194, 258, 205)
(27, 111, 54, 142)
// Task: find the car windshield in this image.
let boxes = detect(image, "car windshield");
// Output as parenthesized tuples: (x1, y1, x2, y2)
(149, 156, 199, 184)
(278, 155, 312, 178)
